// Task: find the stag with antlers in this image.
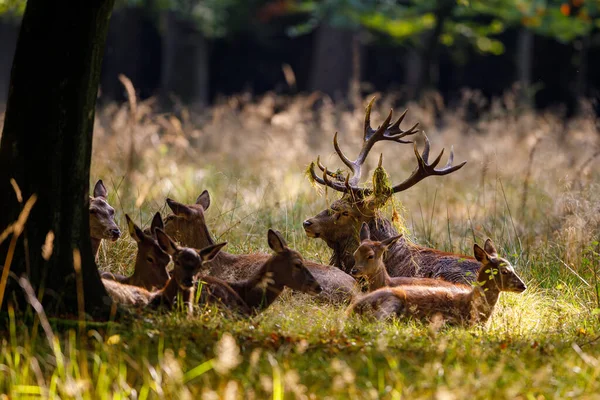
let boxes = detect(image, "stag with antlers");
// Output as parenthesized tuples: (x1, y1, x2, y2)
(303, 98, 480, 284)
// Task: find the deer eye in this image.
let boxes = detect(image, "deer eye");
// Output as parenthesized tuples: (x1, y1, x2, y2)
(147, 257, 154, 263)
(166, 215, 175, 221)
(342, 211, 350, 217)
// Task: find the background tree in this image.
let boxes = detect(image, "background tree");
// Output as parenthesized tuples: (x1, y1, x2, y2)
(0, 0, 116, 317)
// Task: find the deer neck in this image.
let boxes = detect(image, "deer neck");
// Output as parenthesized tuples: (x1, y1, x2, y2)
(470, 276, 501, 324)
(130, 257, 169, 291)
(367, 264, 391, 291)
(329, 237, 356, 273)
(234, 258, 283, 310)
(158, 278, 191, 306)
(91, 237, 101, 259)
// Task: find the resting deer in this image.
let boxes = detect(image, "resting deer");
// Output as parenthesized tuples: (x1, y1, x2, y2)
(346, 239, 527, 325)
(101, 213, 170, 291)
(303, 97, 480, 283)
(90, 179, 121, 258)
(222, 229, 322, 314)
(151, 229, 251, 314)
(163, 190, 358, 303)
(352, 223, 461, 291)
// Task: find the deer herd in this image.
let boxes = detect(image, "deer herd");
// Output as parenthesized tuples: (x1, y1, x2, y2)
(95, 98, 527, 327)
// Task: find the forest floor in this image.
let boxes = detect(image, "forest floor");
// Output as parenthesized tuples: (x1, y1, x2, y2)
(2, 92, 600, 399)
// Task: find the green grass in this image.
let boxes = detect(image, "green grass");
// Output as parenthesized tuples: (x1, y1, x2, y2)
(2, 93, 600, 398)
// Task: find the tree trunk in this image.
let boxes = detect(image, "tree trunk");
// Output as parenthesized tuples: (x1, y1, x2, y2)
(516, 27, 534, 107)
(574, 32, 590, 114)
(160, 11, 209, 107)
(0, 18, 19, 106)
(308, 23, 357, 101)
(0, 0, 115, 318)
(410, 1, 454, 100)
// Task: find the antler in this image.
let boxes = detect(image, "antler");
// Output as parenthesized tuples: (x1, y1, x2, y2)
(309, 97, 420, 194)
(390, 133, 467, 194)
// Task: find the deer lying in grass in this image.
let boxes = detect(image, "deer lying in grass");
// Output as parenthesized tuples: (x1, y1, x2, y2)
(351, 223, 462, 291)
(303, 98, 481, 283)
(163, 191, 358, 303)
(222, 229, 322, 314)
(151, 229, 251, 314)
(101, 213, 170, 291)
(101, 231, 244, 314)
(89, 179, 121, 259)
(346, 239, 527, 326)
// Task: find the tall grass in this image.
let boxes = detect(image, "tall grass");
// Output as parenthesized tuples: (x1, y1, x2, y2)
(1, 88, 600, 398)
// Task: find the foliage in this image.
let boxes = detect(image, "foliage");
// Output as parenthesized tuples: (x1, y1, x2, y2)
(0, 0, 25, 16)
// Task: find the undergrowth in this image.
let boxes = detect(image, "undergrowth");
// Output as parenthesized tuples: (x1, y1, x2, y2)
(2, 89, 600, 398)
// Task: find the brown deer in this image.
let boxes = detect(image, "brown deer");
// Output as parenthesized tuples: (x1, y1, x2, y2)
(302, 98, 479, 283)
(223, 229, 322, 313)
(150, 228, 251, 314)
(346, 239, 527, 326)
(89, 179, 121, 258)
(351, 223, 463, 291)
(101, 213, 170, 291)
(163, 191, 358, 303)
(101, 278, 152, 307)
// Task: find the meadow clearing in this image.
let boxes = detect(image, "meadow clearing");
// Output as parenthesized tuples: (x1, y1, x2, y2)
(2, 90, 600, 399)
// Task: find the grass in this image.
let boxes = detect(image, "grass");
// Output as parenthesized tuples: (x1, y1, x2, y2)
(2, 89, 600, 398)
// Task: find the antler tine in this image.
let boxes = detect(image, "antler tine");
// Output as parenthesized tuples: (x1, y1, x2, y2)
(363, 96, 377, 141)
(323, 167, 359, 193)
(333, 132, 355, 171)
(316, 156, 342, 180)
(391, 132, 467, 194)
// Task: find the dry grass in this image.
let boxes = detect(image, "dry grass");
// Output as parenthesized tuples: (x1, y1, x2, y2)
(2, 88, 600, 398)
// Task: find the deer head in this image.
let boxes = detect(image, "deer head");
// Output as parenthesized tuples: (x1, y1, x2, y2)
(155, 228, 226, 289)
(89, 179, 121, 241)
(350, 222, 402, 278)
(303, 97, 465, 256)
(126, 213, 171, 290)
(473, 239, 526, 293)
(163, 190, 213, 249)
(265, 229, 322, 295)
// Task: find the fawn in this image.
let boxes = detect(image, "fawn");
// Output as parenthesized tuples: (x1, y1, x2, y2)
(150, 228, 250, 314)
(163, 190, 358, 303)
(351, 223, 464, 291)
(302, 98, 481, 283)
(101, 213, 170, 291)
(222, 229, 322, 314)
(89, 179, 121, 259)
(346, 238, 527, 326)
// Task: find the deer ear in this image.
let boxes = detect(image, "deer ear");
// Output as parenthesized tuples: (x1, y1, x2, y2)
(126, 214, 144, 244)
(155, 228, 178, 256)
(93, 180, 108, 199)
(267, 229, 287, 253)
(381, 234, 402, 249)
(195, 190, 210, 210)
(359, 222, 370, 242)
(473, 243, 489, 263)
(150, 211, 164, 236)
(198, 242, 227, 262)
(166, 198, 194, 217)
(484, 238, 498, 257)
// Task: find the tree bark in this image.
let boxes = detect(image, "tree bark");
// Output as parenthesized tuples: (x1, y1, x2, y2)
(0, 0, 115, 317)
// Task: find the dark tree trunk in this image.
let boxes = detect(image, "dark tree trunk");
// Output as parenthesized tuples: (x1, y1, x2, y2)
(517, 28, 534, 107)
(410, 0, 454, 100)
(160, 11, 209, 107)
(0, 0, 115, 317)
(0, 19, 19, 106)
(308, 23, 357, 100)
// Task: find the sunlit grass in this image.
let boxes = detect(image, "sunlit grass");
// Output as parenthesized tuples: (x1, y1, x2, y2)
(2, 90, 600, 398)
